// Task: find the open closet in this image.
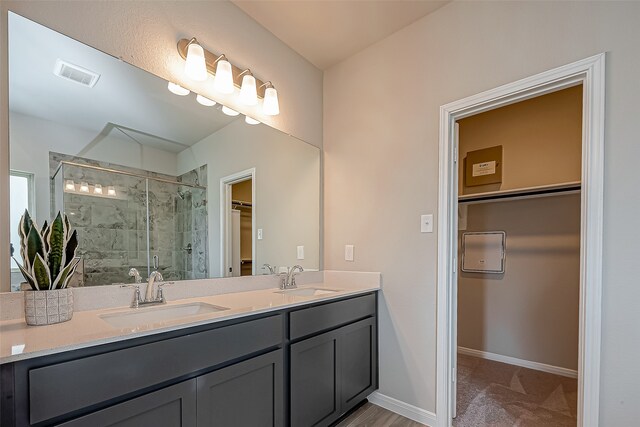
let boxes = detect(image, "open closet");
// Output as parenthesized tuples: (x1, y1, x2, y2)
(231, 179, 253, 277)
(454, 85, 582, 426)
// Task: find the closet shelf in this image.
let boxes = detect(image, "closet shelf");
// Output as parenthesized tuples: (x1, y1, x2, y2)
(458, 181, 581, 204)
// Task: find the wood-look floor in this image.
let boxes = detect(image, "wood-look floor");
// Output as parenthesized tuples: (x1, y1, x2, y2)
(335, 402, 425, 427)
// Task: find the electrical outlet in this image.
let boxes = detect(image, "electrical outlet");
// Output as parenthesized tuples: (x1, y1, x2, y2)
(257, 228, 263, 240)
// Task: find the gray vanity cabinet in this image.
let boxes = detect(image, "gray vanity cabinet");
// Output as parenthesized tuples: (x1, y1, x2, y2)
(56, 379, 197, 427)
(197, 350, 283, 427)
(289, 295, 378, 427)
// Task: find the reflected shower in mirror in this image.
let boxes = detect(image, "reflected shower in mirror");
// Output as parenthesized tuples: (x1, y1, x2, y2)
(6, 13, 320, 291)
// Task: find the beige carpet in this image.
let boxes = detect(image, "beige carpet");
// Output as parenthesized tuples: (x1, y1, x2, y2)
(454, 354, 577, 427)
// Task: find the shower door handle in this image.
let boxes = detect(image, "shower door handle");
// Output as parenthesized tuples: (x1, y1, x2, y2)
(153, 255, 159, 270)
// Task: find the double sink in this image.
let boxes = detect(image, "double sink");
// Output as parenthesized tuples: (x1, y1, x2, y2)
(99, 287, 341, 329)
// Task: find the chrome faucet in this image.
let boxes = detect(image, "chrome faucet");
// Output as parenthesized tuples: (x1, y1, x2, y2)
(145, 271, 164, 302)
(280, 265, 304, 289)
(262, 264, 276, 274)
(129, 268, 143, 284)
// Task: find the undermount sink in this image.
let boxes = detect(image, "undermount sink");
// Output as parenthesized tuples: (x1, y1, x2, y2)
(100, 302, 229, 328)
(275, 287, 341, 297)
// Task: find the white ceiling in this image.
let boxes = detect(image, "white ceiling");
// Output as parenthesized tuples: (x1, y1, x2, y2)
(8, 13, 238, 153)
(233, 0, 449, 70)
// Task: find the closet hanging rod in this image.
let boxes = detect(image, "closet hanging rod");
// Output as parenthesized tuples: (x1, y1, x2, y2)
(458, 181, 581, 205)
(232, 200, 252, 207)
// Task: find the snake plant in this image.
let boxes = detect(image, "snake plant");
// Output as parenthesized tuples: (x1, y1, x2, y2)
(13, 210, 80, 291)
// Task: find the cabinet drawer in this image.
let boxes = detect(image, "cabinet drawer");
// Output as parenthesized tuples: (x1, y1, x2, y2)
(29, 315, 282, 425)
(289, 293, 376, 340)
(56, 379, 197, 427)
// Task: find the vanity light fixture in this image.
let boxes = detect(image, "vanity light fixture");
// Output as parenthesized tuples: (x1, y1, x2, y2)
(238, 70, 258, 106)
(93, 184, 103, 195)
(107, 186, 117, 196)
(65, 180, 76, 191)
(183, 38, 208, 81)
(196, 94, 216, 106)
(79, 182, 90, 193)
(245, 116, 260, 125)
(262, 82, 280, 116)
(222, 106, 240, 116)
(167, 82, 190, 96)
(176, 38, 280, 115)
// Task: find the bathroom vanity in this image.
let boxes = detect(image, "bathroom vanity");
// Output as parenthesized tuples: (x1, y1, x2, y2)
(0, 289, 378, 427)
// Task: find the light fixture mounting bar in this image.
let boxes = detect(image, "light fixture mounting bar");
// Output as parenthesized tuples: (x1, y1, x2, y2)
(177, 38, 268, 98)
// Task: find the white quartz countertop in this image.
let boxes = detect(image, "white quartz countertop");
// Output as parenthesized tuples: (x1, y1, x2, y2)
(0, 280, 379, 364)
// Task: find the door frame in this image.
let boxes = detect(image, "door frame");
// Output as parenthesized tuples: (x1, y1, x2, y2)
(220, 168, 256, 277)
(436, 54, 605, 427)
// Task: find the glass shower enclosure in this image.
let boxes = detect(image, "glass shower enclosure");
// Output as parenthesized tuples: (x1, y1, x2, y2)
(51, 161, 208, 287)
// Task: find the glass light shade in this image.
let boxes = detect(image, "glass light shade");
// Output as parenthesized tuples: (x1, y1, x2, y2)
(221, 106, 239, 116)
(196, 94, 216, 106)
(107, 186, 117, 196)
(93, 184, 103, 194)
(79, 182, 90, 193)
(239, 74, 258, 106)
(213, 59, 234, 94)
(263, 87, 280, 116)
(65, 180, 76, 191)
(167, 82, 190, 96)
(184, 42, 208, 81)
(245, 116, 260, 125)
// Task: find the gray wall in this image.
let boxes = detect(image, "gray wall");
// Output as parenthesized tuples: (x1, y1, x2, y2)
(323, 1, 640, 424)
(458, 195, 580, 371)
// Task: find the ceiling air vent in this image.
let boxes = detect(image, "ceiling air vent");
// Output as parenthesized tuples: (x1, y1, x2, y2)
(53, 59, 100, 88)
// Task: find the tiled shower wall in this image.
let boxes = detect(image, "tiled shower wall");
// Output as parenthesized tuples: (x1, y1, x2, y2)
(51, 154, 208, 287)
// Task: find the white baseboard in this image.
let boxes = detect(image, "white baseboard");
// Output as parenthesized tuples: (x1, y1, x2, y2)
(457, 346, 578, 378)
(367, 391, 437, 426)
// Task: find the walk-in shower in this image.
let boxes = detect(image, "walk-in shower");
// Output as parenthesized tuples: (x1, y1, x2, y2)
(51, 161, 209, 287)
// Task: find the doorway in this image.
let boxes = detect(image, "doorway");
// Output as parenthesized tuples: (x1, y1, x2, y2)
(220, 168, 256, 277)
(436, 54, 605, 427)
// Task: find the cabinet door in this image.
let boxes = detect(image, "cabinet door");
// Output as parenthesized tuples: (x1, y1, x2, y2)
(57, 379, 196, 427)
(339, 317, 377, 412)
(290, 330, 340, 427)
(197, 350, 283, 427)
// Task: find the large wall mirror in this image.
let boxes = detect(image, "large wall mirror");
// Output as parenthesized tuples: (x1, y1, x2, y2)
(6, 12, 320, 292)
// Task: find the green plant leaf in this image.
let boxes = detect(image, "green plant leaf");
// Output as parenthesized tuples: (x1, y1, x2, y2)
(61, 258, 81, 289)
(65, 230, 79, 266)
(13, 257, 37, 290)
(48, 212, 66, 281)
(53, 257, 80, 289)
(41, 220, 50, 252)
(32, 253, 51, 290)
(26, 225, 45, 269)
(64, 213, 71, 240)
(19, 209, 32, 242)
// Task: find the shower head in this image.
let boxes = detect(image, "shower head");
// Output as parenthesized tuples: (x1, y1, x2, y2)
(177, 189, 191, 199)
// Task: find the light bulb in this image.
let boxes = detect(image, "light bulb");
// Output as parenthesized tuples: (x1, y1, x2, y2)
(107, 186, 116, 196)
(222, 106, 239, 116)
(184, 40, 208, 81)
(263, 86, 280, 116)
(245, 116, 260, 125)
(239, 74, 258, 106)
(196, 94, 216, 106)
(65, 180, 76, 191)
(79, 182, 89, 193)
(167, 82, 190, 96)
(213, 58, 234, 94)
(93, 184, 103, 195)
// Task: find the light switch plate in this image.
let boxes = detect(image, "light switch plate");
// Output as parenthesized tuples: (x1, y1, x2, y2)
(257, 229, 263, 240)
(421, 214, 434, 233)
(345, 245, 354, 261)
(297, 245, 304, 260)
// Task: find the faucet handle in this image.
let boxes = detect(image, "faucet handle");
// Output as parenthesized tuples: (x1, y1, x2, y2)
(121, 284, 142, 308)
(156, 281, 174, 302)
